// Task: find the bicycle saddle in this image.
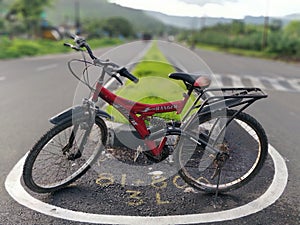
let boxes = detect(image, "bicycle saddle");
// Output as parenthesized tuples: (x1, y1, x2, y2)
(169, 72, 211, 89)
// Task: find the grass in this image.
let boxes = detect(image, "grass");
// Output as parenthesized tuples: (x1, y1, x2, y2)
(0, 37, 123, 59)
(106, 41, 195, 123)
(196, 43, 277, 59)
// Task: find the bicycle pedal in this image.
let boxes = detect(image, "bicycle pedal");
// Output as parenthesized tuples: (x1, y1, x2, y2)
(134, 145, 143, 162)
(167, 155, 174, 164)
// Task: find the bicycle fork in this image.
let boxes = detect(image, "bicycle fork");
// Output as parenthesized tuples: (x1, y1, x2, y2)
(62, 106, 96, 160)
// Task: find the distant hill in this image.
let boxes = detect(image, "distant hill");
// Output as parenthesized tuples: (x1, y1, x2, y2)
(145, 11, 300, 29)
(0, 0, 165, 33)
(284, 13, 300, 21)
(1, 0, 299, 31)
(145, 11, 233, 29)
(45, 0, 165, 33)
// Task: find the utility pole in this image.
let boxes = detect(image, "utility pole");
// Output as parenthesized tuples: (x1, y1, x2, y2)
(25, 0, 32, 38)
(262, 16, 269, 49)
(75, 0, 81, 34)
(201, 15, 206, 30)
(262, 0, 270, 50)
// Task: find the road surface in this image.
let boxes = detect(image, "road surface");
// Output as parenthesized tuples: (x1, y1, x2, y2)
(0, 40, 299, 224)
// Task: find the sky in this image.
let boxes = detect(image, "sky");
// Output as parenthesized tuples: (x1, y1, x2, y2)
(108, 0, 300, 19)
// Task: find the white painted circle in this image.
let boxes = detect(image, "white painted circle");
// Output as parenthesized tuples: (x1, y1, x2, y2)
(5, 144, 288, 225)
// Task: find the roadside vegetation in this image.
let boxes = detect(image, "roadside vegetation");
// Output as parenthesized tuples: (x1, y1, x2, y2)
(1, 0, 299, 62)
(179, 20, 300, 61)
(0, 37, 122, 59)
(0, 0, 175, 59)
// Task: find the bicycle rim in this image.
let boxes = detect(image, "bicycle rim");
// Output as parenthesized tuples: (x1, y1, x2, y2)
(24, 118, 106, 192)
(177, 110, 268, 193)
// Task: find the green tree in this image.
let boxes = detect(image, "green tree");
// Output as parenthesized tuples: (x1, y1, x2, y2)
(9, 0, 53, 38)
(231, 20, 245, 35)
(83, 19, 105, 38)
(279, 21, 300, 57)
(284, 20, 300, 38)
(269, 19, 282, 32)
(0, 18, 4, 31)
(102, 17, 134, 38)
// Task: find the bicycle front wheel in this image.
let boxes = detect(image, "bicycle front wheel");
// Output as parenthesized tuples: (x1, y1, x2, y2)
(176, 110, 268, 193)
(23, 117, 107, 193)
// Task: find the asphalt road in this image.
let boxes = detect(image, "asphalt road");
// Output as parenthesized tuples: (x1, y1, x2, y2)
(159, 41, 300, 224)
(1, 40, 299, 224)
(0, 41, 151, 224)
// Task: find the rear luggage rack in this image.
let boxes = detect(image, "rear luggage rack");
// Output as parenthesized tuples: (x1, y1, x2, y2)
(198, 87, 268, 114)
(183, 87, 268, 121)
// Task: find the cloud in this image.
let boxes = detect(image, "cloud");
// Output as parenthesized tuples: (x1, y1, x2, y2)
(179, 0, 238, 6)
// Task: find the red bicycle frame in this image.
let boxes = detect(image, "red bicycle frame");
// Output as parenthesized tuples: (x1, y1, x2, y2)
(92, 82, 191, 156)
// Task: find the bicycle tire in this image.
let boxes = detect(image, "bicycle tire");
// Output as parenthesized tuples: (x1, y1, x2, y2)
(23, 117, 107, 193)
(176, 109, 268, 193)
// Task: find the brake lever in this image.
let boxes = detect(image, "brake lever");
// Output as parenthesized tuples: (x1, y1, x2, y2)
(112, 74, 123, 85)
(64, 43, 81, 51)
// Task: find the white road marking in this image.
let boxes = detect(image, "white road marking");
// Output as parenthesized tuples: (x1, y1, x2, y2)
(158, 51, 299, 93)
(36, 64, 58, 72)
(263, 77, 289, 92)
(5, 144, 288, 224)
(287, 79, 300, 91)
(218, 74, 300, 92)
(211, 74, 223, 87)
(238, 75, 265, 89)
(226, 74, 244, 87)
(24, 53, 78, 61)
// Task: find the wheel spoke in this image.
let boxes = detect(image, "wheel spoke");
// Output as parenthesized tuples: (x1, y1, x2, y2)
(176, 110, 268, 193)
(23, 118, 107, 192)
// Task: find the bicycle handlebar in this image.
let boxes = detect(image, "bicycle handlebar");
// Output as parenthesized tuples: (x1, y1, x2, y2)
(63, 43, 80, 51)
(117, 67, 139, 83)
(65, 33, 139, 84)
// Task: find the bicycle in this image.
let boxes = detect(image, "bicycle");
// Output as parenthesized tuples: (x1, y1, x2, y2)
(22, 35, 268, 195)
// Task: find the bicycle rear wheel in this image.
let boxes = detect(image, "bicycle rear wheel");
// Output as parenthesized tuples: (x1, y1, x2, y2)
(176, 109, 268, 193)
(23, 117, 107, 193)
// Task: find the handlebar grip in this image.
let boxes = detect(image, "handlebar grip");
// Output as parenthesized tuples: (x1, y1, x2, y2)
(118, 67, 139, 83)
(64, 43, 80, 51)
